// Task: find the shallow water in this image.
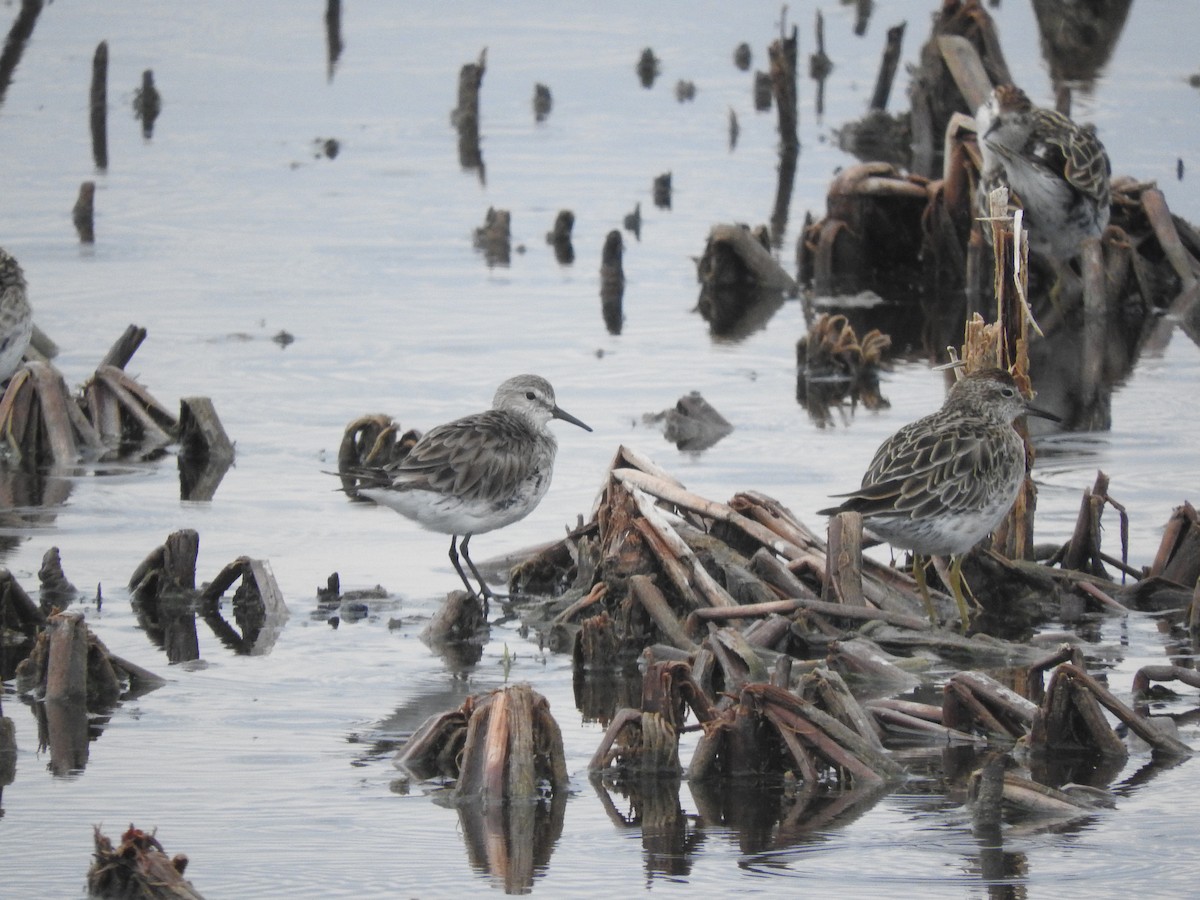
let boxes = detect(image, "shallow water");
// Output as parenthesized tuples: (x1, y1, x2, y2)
(1, 1, 1199, 897)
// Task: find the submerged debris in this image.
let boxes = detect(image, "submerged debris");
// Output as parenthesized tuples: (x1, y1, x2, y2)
(396, 682, 568, 803)
(38, 546, 77, 613)
(532, 82, 552, 122)
(13, 605, 163, 775)
(652, 172, 672, 210)
(733, 42, 751, 71)
(622, 202, 641, 241)
(696, 223, 796, 335)
(88, 824, 204, 900)
(798, 163, 930, 301)
(451, 48, 487, 181)
(642, 391, 733, 452)
(635, 48, 660, 89)
(600, 229, 625, 335)
(0, 324, 231, 492)
(473, 206, 511, 267)
(73, 181, 97, 243)
(796, 313, 891, 426)
(809, 9, 833, 117)
(545, 209, 574, 265)
(132, 69, 162, 139)
(128, 529, 288, 661)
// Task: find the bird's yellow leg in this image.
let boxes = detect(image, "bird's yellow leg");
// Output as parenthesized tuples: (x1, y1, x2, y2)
(948, 555, 972, 630)
(912, 555, 937, 624)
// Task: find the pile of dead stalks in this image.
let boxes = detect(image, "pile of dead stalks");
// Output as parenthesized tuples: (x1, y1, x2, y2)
(0, 325, 233, 500)
(396, 442, 1195, 830)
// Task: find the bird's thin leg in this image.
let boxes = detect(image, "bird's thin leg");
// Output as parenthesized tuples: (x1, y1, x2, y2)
(948, 554, 972, 630)
(447, 535, 480, 598)
(911, 555, 938, 625)
(460, 534, 506, 602)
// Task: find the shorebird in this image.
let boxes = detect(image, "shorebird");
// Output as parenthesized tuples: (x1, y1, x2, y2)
(975, 84, 1111, 266)
(355, 374, 591, 602)
(818, 368, 1057, 628)
(0, 247, 33, 383)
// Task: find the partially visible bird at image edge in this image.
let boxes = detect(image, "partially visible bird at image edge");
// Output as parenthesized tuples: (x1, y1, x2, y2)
(0, 247, 34, 384)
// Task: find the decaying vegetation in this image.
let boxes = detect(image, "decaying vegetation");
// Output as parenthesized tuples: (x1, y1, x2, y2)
(0, 324, 233, 501)
(88, 824, 204, 900)
(1, 0, 1196, 890)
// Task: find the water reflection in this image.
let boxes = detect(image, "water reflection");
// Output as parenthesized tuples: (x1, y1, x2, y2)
(0, 464, 71, 552)
(573, 668, 642, 726)
(36, 698, 96, 776)
(455, 793, 566, 894)
(1032, 0, 1132, 93)
(591, 772, 892, 880)
(130, 537, 288, 662)
(592, 773, 700, 878)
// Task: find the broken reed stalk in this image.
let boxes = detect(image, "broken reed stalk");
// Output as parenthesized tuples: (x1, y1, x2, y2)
(768, 25, 799, 152)
(45, 612, 89, 705)
(100, 324, 147, 368)
(90, 41, 108, 170)
(129, 529, 200, 594)
(0, 0, 44, 107)
(1148, 501, 1200, 586)
(627, 486, 737, 608)
(1, 566, 45, 629)
(324, 0, 344, 79)
(1037, 663, 1193, 758)
(1142, 187, 1200, 290)
(869, 23, 906, 111)
(600, 229, 624, 332)
(823, 511, 866, 606)
(964, 188, 1038, 561)
(73, 181, 96, 244)
(452, 48, 486, 176)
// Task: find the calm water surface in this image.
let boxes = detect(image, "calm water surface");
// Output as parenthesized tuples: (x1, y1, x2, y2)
(1, 2, 1198, 897)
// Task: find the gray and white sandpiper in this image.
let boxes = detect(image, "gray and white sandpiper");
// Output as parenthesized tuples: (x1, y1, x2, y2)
(356, 374, 591, 602)
(0, 247, 34, 383)
(818, 368, 1057, 628)
(975, 84, 1111, 265)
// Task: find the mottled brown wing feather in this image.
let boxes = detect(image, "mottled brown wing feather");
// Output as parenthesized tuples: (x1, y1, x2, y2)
(1028, 110, 1111, 206)
(823, 417, 1003, 520)
(1059, 123, 1111, 206)
(384, 410, 540, 502)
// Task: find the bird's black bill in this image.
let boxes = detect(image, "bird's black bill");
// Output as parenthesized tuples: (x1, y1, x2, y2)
(1024, 403, 1061, 423)
(553, 406, 593, 432)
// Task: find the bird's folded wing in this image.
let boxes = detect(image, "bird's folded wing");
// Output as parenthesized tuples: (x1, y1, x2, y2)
(385, 411, 537, 501)
(825, 423, 995, 519)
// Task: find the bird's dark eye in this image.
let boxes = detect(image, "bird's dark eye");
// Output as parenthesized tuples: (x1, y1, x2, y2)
(1002, 387, 1016, 397)
(526, 391, 536, 400)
